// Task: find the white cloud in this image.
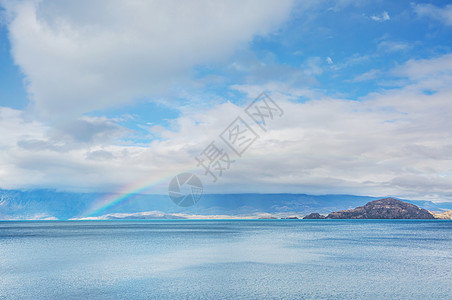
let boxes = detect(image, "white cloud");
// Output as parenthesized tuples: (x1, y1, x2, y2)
(2, 52, 452, 202)
(2, 0, 294, 118)
(302, 56, 324, 76)
(350, 69, 380, 82)
(392, 53, 452, 82)
(378, 40, 411, 52)
(414, 3, 452, 26)
(370, 11, 390, 22)
(1, 1, 452, 203)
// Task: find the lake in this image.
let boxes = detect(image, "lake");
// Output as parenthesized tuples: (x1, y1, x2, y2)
(0, 220, 451, 299)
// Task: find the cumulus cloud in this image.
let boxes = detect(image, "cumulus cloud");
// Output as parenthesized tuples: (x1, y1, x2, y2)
(1, 2, 452, 202)
(17, 117, 126, 152)
(1, 54, 452, 202)
(414, 3, 452, 26)
(2, 0, 294, 118)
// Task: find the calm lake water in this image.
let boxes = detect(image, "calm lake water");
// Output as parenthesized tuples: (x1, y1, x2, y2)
(0, 220, 451, 299)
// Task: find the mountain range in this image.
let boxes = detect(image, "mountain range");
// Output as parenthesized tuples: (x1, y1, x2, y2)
(1, 189, 452, 220)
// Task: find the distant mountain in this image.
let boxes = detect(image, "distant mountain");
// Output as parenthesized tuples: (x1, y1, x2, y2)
(1, 189, 451, 220)
(326, 198, 435, 219)
(80, 211, 187, 220)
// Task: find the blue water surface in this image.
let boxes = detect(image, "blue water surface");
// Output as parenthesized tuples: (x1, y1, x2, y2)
(0, 220, 451, 299)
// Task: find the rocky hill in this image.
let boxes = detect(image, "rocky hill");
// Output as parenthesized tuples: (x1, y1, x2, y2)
(325, 198, 435, 219)
(303, 213, 326, 219)
(430, 210, 452, 219)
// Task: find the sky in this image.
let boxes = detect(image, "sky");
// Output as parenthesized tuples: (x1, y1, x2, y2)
(1, 0, 452, 202)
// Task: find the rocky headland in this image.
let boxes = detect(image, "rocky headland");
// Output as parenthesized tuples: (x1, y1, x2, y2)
(304, 198, 435, 219)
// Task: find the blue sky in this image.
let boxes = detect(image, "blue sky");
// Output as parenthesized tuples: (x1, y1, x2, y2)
(1, 1, 452, 202)
(0, 18, 28, 109)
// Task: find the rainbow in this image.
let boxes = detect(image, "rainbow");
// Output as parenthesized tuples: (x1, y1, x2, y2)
(82, 167, 198, 217)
